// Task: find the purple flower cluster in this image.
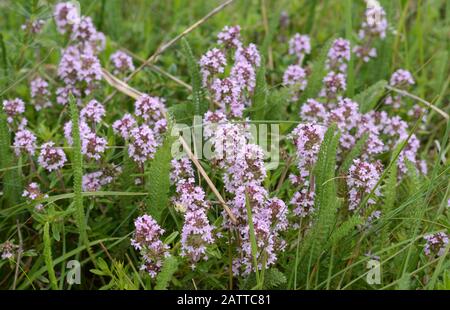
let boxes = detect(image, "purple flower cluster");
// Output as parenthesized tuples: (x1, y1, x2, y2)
(354, 0, 387, 62)
(22, 182, 48, 211)
(112, 113, 137, 139)
(200, 25, 261, 118)
(82, 165, 122, 192)
(217, 25, 242, 49)
(347, 159, 382, 211)
(134, 94, 167, 124)
(2, 98, 25, 125)
(80, 99, 105, 124)
(131, 214, 170, 278)
(37, 141, 67, 172)
(385, 69, 415, 109)
(207, 120, 288, 275)
(0, 240, 19, 260)
(171, 157, 215, 267)
(289, 123, 326, 218)
(128, 124, 158, 164)
(13, 129, 37, 157)
(288, 33, 311, 62)
(21, 19, 45, 34)
(54, 2, 105, 104)
(423, 232, 449, 257)
(110, 51, 135, 75)
(30, 77, 52, 110)
(326, 38, 351, 73)
(283, 65, 308, 101)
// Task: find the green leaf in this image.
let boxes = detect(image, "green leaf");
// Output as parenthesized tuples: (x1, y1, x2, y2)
(147, 134, 174, 221)
(181, 38, 208, 117)
(0, 108, 21, 206)
(155, 256, 178, 290)
(298, 37, 336, 106)
(355, 80, 387, 113)
(251, 60, 268, 120)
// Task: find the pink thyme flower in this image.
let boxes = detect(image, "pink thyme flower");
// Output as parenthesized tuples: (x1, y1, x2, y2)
(21, 19, 46, 34)
(2, 98, 25, 124)
(291, 188, 315, 218)
(54, 2, 80, 34)
(110, 50, 135, 75)
(199, 48, 227, 86)
(217, 25, 242, 49)
(112, 113, 137, 139)
(13, 129, 37, 156)
(80, 99, 105, 124)
(181, 208, 215, 267)
(63, 119, 92, 146)
(290, 123, 326, 180)
(131, 214, 170, 278)
(354, 0, 387, 62)
(30, 77, 52, 110)
(326, 38, 351, 73)
(347, 159, 383, 211)
(320, 71, 347, 99)
(70, 16, 105, 53)
(22, 182, 48, 211)
(235, 43, 261, 67)
(211, 77, 244, 117)
(81, 132, 107, 160)
(56, 85, 81, 106)
(283, 64, 308, 101)
(134, 94, 167, 124)
(300, 99, 328, 124)
(0, 240, 19, 260)
(424, 232, 449, 257)
(38, 141, 67, 172)
(230, 59, 256, 93)
(128, 124, 158, 164)
(203, 110, 228, 138)
(288, 33, 311, 61)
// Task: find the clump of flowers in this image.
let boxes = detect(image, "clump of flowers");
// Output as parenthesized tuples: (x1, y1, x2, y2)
(54, 2, 80, 34)
(13, 129, 37, 157)
(385, 69, 415, 109)
(207, 120, 288, 275)
(134, 94, 167, 125)
(21, 19, 45, 34)
(288, 123, 326, 218)
(112, 113, 137, 139)
(0, 240, 19, 260)
(199, 48, 227, 86)
(354, 0, 387, 62)
(347, 159, 383, 211)
(131, 214, 170, 278)
(22, 182, 48, 211)
(326, 38, 351, 73)
(81, 132, 107, 160)
(217, 25, 242, 49)
(171, 157, 215, 267)
(128, 124, 158, 164)
(82, 166, 122, 192)
(283, 65, 308, 101)
(423, 232, 449, 257)
(2, 98, 25, 124)
(199, 25, 261, 118)
(37, 141, 67, 172)
(30, 77, 52, 110)
(319, 71, 347, 100)
(80, 99, 105, 124)
(110, 51, 135, 75)
(288, 33, 311, 62)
